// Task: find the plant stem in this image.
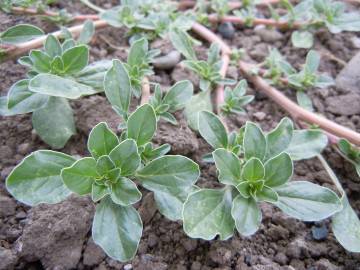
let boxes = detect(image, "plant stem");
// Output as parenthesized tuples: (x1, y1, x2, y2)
(1, 20, 108, 62)
(178, 0, 281, 10)
(79, 0, 105, 13)
(140, 77, 151, 105)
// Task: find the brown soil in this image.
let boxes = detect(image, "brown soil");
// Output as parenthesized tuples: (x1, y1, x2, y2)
(1, 1, 360, 270)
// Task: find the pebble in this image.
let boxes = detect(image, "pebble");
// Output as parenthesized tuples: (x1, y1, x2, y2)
(336, 51, 360, 95)
(153, 51, 181, 70)
(254, 26, 284, 43)
(325, 94, 360, 115)
(311, 224, 328, 241)
(274, 252, 288, 265)
(124, 264, 133, 270)
(17, 143, 30, 155)
(253, 112, 266, 121)
(218, 22, 235, 39)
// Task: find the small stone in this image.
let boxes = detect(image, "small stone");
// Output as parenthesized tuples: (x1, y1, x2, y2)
(0, 195, 16, 218)
(254, 26, 284, 43)
(286, 238, 308, 259)
(311, 224, 328, 241)
(15, 211, 26, 219)
(315, 258, 341, 270)
(124, 264, 133, 270)
(325, 94, 360, 115)
(218, 22, 235, 39)
(336, 51, 360, 95)
(147, 233, 158, 248)
(153, 51, 181, 70)
(274, 252, 288, 265)
(17, 143, 30, 155)
(253, 111, 266, 121)
(181, 239, 197, 252)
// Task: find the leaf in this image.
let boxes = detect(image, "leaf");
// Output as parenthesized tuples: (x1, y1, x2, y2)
(183, 188, 234, 240)
(291, 31, 314, 49)
(296, 90, 314, 112)
(6, 150, 75, 206)
(29, 74, 98, 99)
(265, 117, 293, 160)
(87, 122, 119, 159)
(104, 60, 132, 114)
(169, 28, 197, 60)
(61, 45, 89, 74)
(109, 139, 140, 176)
(264, 152, 293, 187)
(100, 8, 124, 27)
(286, 130, 328, 160)
(92, 197, 143, 262)
(231, 195, 262, 236)
(78, 20, 95, 44)
(61, 157, 98, 195)
(32, 97, 76, 149)
(198, 111, 228, 149)
(213, 148, 242, 185)
(75, 60, 112, 90)
(7, 79, 49, 114)
(163, 80, 193, 112)
(241, 158, 264, 182)
(305, 50, 320, 73)
(44, 34, 62, 58)
(136, 155, 200, 193)
(332, 197, 360, 253)
(110, 177, 142, 206)
(244, 122, 267, 160)
(184, 90, 212, 130)
(127, 104, 157, 146)
(29, 50, 52, 73)
(128, 38, 148, 67)
(160, 112, 178, 125)
(96, 156, 116, 176)
(274, 181, 342, 221)
(255, 186, 278, 203)
(0, 24, 44, 44)
(92, 183, 110, 202)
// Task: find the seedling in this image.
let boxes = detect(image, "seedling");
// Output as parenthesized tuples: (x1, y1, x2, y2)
(6, 103, 200, 262)
(221, 80, 254, 116)
(0, 0, 55, 13)
(183, 112, 341, 239)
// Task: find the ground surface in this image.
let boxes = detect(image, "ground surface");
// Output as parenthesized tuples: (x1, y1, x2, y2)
(1, 1, 360, 269)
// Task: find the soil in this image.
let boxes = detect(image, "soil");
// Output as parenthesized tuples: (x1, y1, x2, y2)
(1, 1, 360, 270)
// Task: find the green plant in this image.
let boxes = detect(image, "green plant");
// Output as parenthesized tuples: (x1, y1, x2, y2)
(221, 80, 254, 116)
(6, 103, 200, 261)
(182, 112, 342, 239)
(0, 0, 56, 12)
(338, 139, 360, 177)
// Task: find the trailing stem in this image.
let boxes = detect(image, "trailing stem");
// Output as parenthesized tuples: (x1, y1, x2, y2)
(140, 77, 151, 105)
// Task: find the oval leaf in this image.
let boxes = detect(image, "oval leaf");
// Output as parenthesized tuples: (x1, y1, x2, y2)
(110, 177, 142, 206)
(264, 152, 293, 187)
(1, 24, 44, 44)
(198, 110, 228, 149)
(241, 158, 265, 182)
(62, 45, 89, 74)
(184, 90, 212, 130)
(87, 122, 119, 159)
(213, 148, 241, 185)
(109, 139, 140, 176)
(244, 122, 266, 160)
(163, 80, 193, 112)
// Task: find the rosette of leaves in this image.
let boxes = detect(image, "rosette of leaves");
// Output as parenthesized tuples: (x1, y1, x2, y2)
(182, 111, 342, 239)
(0, 0, 55, 13)
(6, 103, 200, 262)
(221, 80, 254, 116)
(0, 21, 112, 149)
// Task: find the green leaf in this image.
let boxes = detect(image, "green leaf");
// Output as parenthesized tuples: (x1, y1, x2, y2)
(136, 155, 200, 193)
(231, 195, 262, 236)
(0, 24, 44, 44)
(169, 28, 197, 60)
(92, 197, 143, 262)
(213, 148, 242, 185)
(7, 79, 49, 114)
(160, 112, 177, 125)
(183, 188, 234, 240)
(78, 20, 95, 44)
(296, 91, 314, 112)
(75, 60, 112, 90)
(110, 177, 142, 206)
(264, 152, 293, 187)
(104, 60, 132, 114)
(163, 80, 193, 112)
(198, 111, 228, 149)
(241, 158, 264, 182)
(32, 97, 76, 149)
(332, 197, 360, 253)
(92, 183, 110, 202)
(127, 104, 156, 146)
(96, 156, 116, 176)
(87, 122, 119, 159)
(61, 45, 89, 74)
(30, 50, 52, 73)
(128, 38, 148, 67)
(274, 181, 342, 221)
(184, 90, 212, 130)
(305, 50, 320, 73)
(44, 35, 62, 58)
(255, 186, 278, 203)
(29, 74, 98, 99)
(286, 130, 328, 160)
(61, 157, 98, 195)
(109, 139, 140, 176)
(291, 31, 314, 49)
(100, 8, 124, 27)
(6, 150, 75, 206)
(265, 117, 293, 160)
(244, 122, 267, 160)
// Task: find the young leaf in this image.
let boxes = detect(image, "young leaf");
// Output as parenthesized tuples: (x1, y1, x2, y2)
(44, 35, 62, 58)
(213, 148, 242, 185)
(92, 183, 110, 202)
(61, 157, 98, 195)
(296, 91, 314, 112)
(61, 45, 89, 74)
(87, 122, 119, 159)
(291, 30, 314, 49)
(198, 111, 228, 149)
(92, 197, 143, 262)
(29, 50, 52, 73)
(305, 50, 320, 74)
(32, 97, 76, 149)
(7, 79, 49, 114)
(136, 155, 200, 193)
(265, 117, 293, 160)
(231, 195, 262, 236)
(244, 122, 267, 160)
(183, 188, 234, 240)
(104, 60, 132, 115)
(169, 28, 197, 60)
(255, 186, 278, 203)
(241, 158, 265, 182)
(184, 90, 212, 130)
(110, 177, 142, 206)
(264, 152, 293, 187)
(286, 130, 328, 160)
(128, 38, 148, 67)
(109, 139, 140, 176)
(78, 20, 95, 44)
(162, 80, 193, 112)
(6, 150, 75, 206)
(127, 104, 156, 146)
(274, 181, 342, 221)
(96, 155, 116, 176)
(0, 24, 44, 44)
(29, 74, 98, 99)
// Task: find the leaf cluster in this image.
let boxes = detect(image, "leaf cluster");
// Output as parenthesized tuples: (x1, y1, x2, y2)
(221, 80, 254, 116)
(0, 0, 55, 13)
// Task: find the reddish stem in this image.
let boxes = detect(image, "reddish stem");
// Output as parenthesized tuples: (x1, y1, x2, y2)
(140, 77, 151, 105)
